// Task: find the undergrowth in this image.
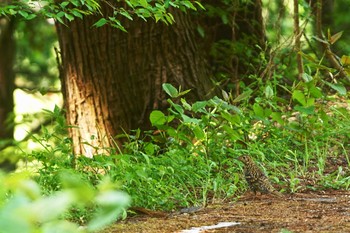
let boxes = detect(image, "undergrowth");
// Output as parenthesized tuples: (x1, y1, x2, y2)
(3, 82, 350, 230)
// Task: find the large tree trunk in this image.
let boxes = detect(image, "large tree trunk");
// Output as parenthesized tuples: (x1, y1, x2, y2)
(55, 6, 215, 156)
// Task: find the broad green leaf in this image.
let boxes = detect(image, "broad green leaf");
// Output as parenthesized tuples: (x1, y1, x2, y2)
(221, 111, 241, 125)
(253, 103, 264, 118)
(139, 0, 148, 8)
(324, 82, 347, 96)
(71, 10, 83, 19)
(265, 85, 274, 99)
(88, 191, 130, 231)
(182, 114, 200, 124)
(309, 86, 323, 98)
(119, 9, 133, 20)
(150, 110, 167, 126)
(144, 143, 155, 155)
(56, 11, 65, 18)
(306, 98, 315, 107)
(302, 73, 313, 83)
(222, 125, 241, 140)
(192, 101, 208, 112)
(271, 112, 284, 125)
(192, 125, 205, 140)
(93, 18, 108, 27)
(182, 1, 196, 10)
(162, 83, 178, 97)
(60, 1, 70, 8)
(20, 192, 74, 223)
(18, 10, 28, 18)
(65, 13, 74, 21)
(294, 105, 315, 115)
(292, 90, 306, 106)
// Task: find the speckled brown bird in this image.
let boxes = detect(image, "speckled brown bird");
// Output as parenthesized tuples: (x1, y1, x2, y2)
(238, 155, 282, 197)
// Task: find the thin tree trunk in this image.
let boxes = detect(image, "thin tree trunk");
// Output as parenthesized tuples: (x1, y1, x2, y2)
(0, 16, 16, 171)
(0, 17, 15, 140)
(294, 0, 304, 80)
(55, 6, 215, 156)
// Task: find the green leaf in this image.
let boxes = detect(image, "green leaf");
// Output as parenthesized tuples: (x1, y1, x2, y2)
(182, 115, 200, 124)
(221, 111, 241, 125)
(265, 85, 274, 99)
(60, 1, 70, 8)
(192, 101, 207, 112)
(194, 1, 206, 10)
(22, 192, 75, 223)
(294, 105, 315, 115)
(232, 90, 253, 103)
(162, 83, 178, 98)
(271, 112, 284, 125)
(93, 18, 108, 27)
(144, 143, 155, 155)
(182, 1, 196, 10)
(325, 82, 347, 96)
(192, 125, 205, 140)
(253, 103, 265, 118)
(150, 110, 167, 126)
(302, 73, 313, 83)
(88, 191, 130, 231)
(65, 13, 74, 21)
(71, 10, 83, 19)
(292, 90, 306, 106)
(309, 86, 323, 98)
(18, 10, 28, 18)
(119, 9, 133, 20)
(139, 0, 148, 8)
(197, 25, 205, 38)
(181, 98, 191, 110)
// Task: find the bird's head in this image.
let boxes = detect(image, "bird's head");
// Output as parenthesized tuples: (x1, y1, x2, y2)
(238, 155, 253, 164)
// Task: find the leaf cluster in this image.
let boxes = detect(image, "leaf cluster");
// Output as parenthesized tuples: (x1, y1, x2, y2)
(0, 171, 130, 233)
(1, 0, 204, 31)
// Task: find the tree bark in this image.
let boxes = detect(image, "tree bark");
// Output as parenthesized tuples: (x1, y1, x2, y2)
(0, 17, 16, 171)
(0, 17, 15, 140)
(55, 6, 216, 156)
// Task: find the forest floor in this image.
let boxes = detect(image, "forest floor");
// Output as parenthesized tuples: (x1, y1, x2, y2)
(103, 190, 350, 233)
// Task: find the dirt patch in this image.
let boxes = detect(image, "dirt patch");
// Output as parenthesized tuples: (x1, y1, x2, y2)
(103, 190, 350, 232)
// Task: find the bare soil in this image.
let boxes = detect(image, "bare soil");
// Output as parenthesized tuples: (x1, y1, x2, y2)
(103, 190, 350, 233)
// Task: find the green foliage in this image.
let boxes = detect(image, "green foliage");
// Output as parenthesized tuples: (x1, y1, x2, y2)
(4, 0, 350, 223)
(0, 0, 204, 30)
(0, 171, 130, 233)
(7, 75, 350, 228)
(15, 18, 58, 90)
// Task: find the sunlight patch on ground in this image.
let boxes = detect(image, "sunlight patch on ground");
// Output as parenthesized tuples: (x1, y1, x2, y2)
(179, 222, 240, 233)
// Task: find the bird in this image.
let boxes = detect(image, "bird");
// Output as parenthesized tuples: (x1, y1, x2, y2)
(238, 155, 282, 197)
